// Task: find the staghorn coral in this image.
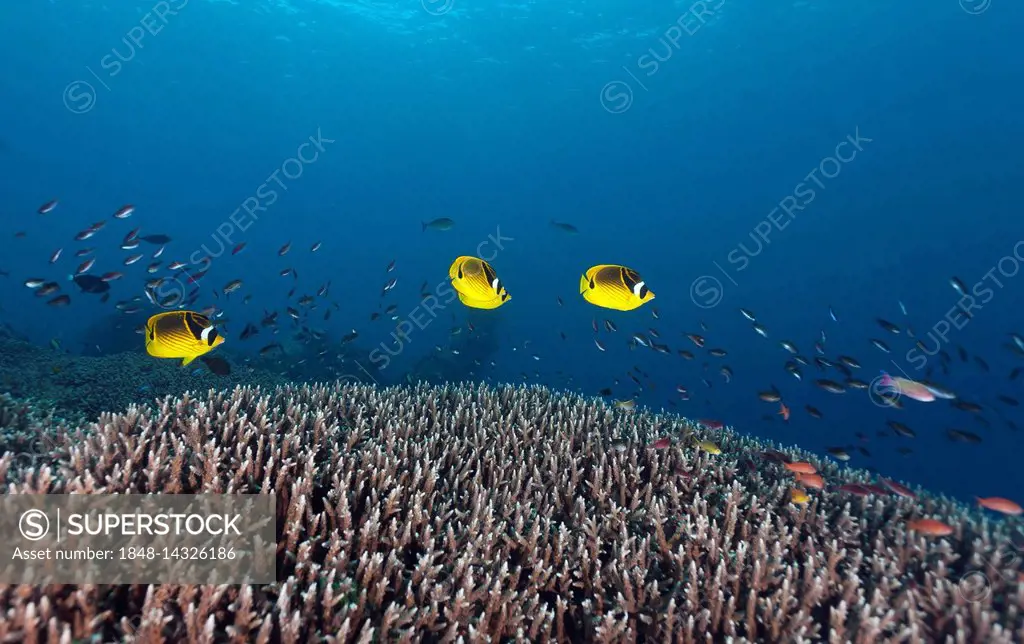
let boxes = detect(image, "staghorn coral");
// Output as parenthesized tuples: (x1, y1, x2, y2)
(1, 381, 1022, 642)
(0, 393, 81, 478)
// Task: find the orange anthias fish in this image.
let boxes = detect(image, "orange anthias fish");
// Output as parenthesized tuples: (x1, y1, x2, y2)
(879, 478, 916, 499)
(778, 402, 790, 421)
(651, 437, 671, 449)
(784, 461, 817, 475)
(976, 497, 1023, 516)
(907, 518, 954, 536)
(795, 473, 824, 489)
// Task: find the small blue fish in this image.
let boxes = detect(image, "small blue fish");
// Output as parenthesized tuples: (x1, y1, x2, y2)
(191, 368, 204, 376)
(137, 385, 151, 393)
(828, 305, 838, 322)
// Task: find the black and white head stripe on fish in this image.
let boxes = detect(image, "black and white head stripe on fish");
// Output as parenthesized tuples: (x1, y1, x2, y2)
(183, 312, 207, 339)
(482, 262, 503, 294)
(201, 325, 219, 346)
(619, 267, 649, 299)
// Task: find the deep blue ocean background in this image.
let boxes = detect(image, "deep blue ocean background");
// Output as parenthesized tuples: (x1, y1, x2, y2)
(0, 1, 1021, 503)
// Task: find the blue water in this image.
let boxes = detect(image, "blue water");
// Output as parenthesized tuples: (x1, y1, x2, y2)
(1, 1, 1022, 503)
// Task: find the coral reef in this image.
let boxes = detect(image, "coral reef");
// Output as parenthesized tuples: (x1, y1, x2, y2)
(0, 335, 288, 420)
(0, 393, 80, 480)
(1, 381, 1022, 642)
(0, 321, 29, 344)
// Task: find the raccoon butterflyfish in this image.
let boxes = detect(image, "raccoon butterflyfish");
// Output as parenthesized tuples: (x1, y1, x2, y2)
(579, 264, 654, 311)
(145, 310, 224, 366)
(448, 256, 511, 310)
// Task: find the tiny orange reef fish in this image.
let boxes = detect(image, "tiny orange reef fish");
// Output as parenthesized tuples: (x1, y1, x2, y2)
(784, 461, 817, 475)
(976, 497, 1023, 516)
(779, 402, 790, 421)
(907, 518, 954, 536)
(796, 473, 824, 489)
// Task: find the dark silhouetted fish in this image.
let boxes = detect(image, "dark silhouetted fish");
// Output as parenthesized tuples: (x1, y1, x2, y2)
(73, 275, 110, 294)
(946, 428, 982, 444)
(550, 219, 579, 234)
(422, 218, 455, 232)
(816, 379, 845, 394)
(199, 354, 231, 375)
(239, 323, 259, 340)
(952, 400, 983, 413)
(888, 420, 916, 438)
(876, 318, 900, 334)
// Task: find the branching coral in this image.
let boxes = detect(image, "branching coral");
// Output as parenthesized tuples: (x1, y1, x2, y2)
(0, 382, 1021, 642)
(0, 393, 80, 481)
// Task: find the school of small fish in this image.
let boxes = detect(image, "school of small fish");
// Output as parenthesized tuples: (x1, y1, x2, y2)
(12, 202, 1023, 538)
